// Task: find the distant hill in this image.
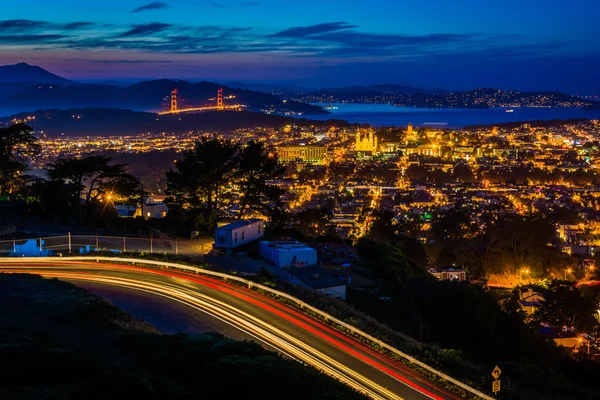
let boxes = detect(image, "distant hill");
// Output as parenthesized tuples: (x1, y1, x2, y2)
(0, 62, 73, 84)
(0, 77, 327, 115)
(226, 82, 312, 95)
(297, 87, 594, 109)
(1, 108, 349, 136)
(314, 84, 446, 95)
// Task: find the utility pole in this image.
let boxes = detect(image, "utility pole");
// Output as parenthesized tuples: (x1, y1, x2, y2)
(140, 183, 145, 220)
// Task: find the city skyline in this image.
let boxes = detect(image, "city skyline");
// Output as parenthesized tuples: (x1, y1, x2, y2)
(0, 0, 598, 92)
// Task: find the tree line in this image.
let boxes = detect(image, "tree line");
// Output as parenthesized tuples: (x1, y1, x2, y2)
(0, 124, 285, 232)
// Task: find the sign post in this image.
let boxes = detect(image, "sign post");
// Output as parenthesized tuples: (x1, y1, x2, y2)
(491, 365, 502, 397)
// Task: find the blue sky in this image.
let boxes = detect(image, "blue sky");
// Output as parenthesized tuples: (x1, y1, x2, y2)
(0, 0, 598, 92)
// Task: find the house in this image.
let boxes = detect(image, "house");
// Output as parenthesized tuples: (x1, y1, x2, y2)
(214, 219, 264, 250)
(259, 240, 317, 268)
(114, 198, 168, 219)
(519, 288, 545, 314)
(141, 201, 168, 219)
(288, 266, 347, 300)
(429, 268, 467, 281)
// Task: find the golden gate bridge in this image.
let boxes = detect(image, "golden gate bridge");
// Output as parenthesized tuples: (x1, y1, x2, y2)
(157, 88, 246, 115)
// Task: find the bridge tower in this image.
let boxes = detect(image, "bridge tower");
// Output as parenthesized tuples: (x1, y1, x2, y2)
(217, 88, 224, 110)
(170, 89, 178, 112)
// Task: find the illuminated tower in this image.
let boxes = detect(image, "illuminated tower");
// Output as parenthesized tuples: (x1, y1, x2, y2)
(170, 89, 178, 112)
(407, 123, 413, 137)
(217, 88, 224, 110)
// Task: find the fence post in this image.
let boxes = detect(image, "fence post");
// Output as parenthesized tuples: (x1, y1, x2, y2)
(39, 237, 42, 254)
(175, 240, 178, 255)
(150, 236, 153, 254)
(96, 234, 99, 252)
(68, 232, 72, 254)
(123, 236, 126, 253)
(13, 239, 16, 254)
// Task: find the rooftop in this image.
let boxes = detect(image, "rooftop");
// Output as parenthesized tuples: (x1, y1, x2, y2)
(215, 218, 262, 231)
(290, 266, 345, 289)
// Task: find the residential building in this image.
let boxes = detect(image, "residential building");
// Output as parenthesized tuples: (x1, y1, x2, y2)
(259, 240, 317, 268)
(215, 218, 264, 250)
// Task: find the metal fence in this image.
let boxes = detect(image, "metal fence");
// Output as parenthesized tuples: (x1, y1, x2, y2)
(1, 234, 187, 257)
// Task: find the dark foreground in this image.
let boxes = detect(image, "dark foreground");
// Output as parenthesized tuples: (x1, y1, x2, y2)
(0, 274, 364, 400)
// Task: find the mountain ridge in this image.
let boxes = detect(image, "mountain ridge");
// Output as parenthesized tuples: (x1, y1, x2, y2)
(0, 62, 73, 84)
(1, 107, 349, 136)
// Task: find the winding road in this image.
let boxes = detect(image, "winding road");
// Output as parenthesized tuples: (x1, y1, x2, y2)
(0, 260, 467, 400)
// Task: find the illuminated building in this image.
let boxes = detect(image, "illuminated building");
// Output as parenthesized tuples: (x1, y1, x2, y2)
(400, 146, 441, 157)
(277, 145, 328, 164)
(355, 127, 378, 153)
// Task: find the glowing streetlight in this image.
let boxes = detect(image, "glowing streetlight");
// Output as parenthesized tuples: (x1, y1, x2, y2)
(565, 268, 572, 280)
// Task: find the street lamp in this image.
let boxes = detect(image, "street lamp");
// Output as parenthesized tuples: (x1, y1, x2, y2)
(519, 268, 529, 283)
(579, 337, 590, 356)
(565, 268, 572, 280)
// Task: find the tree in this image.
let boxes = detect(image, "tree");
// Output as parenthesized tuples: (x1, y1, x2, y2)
(426, 207, 478, 269)
(235, 140, 285, 219)
(46, 155, 142, 222)
(0, 123, 40, 197)
(165, 138, 240, 226)
(482, 214, 569, 276)
(533, 280, 596, 332)
(165, 138, 288, 230)
(289, 208, 337, 239)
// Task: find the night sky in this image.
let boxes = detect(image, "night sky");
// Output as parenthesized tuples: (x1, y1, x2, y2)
(0, 0, 598, 92)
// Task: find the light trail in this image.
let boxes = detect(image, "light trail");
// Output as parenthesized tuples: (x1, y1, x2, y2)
(18, 271, 398, 400)
(1, 261, 467, 400)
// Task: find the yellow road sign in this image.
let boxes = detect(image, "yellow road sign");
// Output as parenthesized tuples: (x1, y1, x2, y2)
(492, 380, 501, 393)
(491, 365, 502, 380)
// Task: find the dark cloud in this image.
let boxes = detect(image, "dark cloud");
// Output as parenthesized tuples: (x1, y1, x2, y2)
(62, 22, 96, 30)
(131, 2, 169, 13)
(89, 59, 176, 63)
(0, 19, 50, 32)
(270, 22, 356, 38)
(0, 17, 578, 66)
(0, 34, 67, 44)
(117, 23, 172, 37)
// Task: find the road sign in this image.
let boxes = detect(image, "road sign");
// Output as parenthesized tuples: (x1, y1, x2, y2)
(492, 380, 501, 393)
(491, 365, 502, 380)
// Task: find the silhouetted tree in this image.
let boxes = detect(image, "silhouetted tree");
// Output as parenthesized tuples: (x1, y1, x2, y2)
(534, 280, 596, 332)
(236, 140, 285, 219)
(165, 137, 240, 226)
(0, 123, 39, 197)
(46, 155, 142, 222)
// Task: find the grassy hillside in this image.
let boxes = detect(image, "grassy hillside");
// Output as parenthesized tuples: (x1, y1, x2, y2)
(0, 274, 364, 400)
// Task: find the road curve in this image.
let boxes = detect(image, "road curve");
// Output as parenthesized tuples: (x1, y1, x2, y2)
(0, 260, 462, 400)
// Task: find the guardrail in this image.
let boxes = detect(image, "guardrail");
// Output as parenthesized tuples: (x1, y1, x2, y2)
(0, 256, 493, 400)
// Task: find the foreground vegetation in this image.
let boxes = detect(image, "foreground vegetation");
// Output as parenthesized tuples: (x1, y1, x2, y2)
(0, 274, 364, 400)
(284, 239, 600, 400)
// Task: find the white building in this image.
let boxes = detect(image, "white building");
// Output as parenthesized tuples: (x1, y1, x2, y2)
(141, 201, 168, 219)
(214, 219, 264, 249)
(259, 240, 317, 268)
(115, 198, 168, 219)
